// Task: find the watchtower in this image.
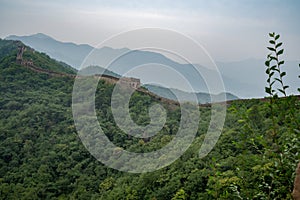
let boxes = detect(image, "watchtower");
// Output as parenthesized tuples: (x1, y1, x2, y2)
(16, 46, 25, 64)
(119, 77, 141, 89)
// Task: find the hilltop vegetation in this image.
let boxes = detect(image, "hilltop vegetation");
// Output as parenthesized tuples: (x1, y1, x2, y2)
(0, 39, 76, 75)
(0, 39, 299, 199)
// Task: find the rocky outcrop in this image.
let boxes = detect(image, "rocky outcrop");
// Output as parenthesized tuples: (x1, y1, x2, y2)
(293, 162, 300, 200)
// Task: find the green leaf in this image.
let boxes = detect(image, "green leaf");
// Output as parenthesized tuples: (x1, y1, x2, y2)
(283, 85, 289, 89)
(265, 87, 272, 95)
(270, 56, 278, 61)
(267, 53, 272, 58)
(275, 42, 282, 48)
(269, 32, 274, 37)
(280, 72, 286, 77)
(270, 81, 275, 86)
(265, 60, 270, 66)
(269, 40, 275, 45)
(270, 65, 277, 70)
(278, 60, 284, 66)
(238, 119, 245, 123)
(270, 72, 274, 77)
(275, 34, 280, 40)
(274, 68, 280, 73)
(275, 78, 282, 83)
(267, 47, 276, 52)
(277, 49, 284, 56)
(278, 88, 286, 95)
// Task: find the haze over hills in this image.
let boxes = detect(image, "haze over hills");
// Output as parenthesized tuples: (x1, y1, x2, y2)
(216, 59, 300, 98)
(144, 84, 238, 104)
(5, 33, 299, 98)
(6, 33, 92, 68)
(1, 36, 299, 199)
(6, 33, 129, 69)
(1, 38, 235, 104)
(2, 1, 300, 199)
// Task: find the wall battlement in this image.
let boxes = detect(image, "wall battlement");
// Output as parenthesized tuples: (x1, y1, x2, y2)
(15, 45, 141, 90)
(16, 46, 34, 67)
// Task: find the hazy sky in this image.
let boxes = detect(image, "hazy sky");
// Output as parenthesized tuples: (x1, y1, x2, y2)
(1, 0, 299, 62)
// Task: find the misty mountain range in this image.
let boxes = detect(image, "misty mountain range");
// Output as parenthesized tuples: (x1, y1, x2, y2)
(6, 33, 299, 99)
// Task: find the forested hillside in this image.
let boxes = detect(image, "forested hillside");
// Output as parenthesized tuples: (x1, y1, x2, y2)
(0, 39, 299, 199)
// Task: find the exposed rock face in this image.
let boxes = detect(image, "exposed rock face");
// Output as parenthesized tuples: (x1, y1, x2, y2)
(293, 162, 300, 200)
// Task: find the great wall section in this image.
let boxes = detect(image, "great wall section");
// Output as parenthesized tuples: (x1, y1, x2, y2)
(15, 45, 300, 108)
(15, 45, 181, 106)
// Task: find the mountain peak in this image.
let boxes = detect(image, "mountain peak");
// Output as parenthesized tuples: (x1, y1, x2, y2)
(31, 33, 52, 39)
(6, 33, 53, 41)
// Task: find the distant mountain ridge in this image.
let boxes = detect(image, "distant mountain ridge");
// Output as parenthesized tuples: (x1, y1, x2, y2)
(5, 33, 299, 98)
(6, 33, 93, 68)
(144, 84, 238, 104)
(1, 39, 236, 104)
(5, 33, 237, 96)
(6, 33, 130, 69)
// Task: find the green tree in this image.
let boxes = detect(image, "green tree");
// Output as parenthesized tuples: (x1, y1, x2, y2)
(172, 188, 187, 200)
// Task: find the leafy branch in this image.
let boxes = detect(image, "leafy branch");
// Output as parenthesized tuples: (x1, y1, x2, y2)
(265, 54, 275, 97)
(266, 32, 289, 97)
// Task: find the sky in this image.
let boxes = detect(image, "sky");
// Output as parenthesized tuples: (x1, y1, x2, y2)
(0, 0, 300, 62)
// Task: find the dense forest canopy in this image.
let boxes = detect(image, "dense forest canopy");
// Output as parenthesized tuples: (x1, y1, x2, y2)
(0, 39, 299, 199)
